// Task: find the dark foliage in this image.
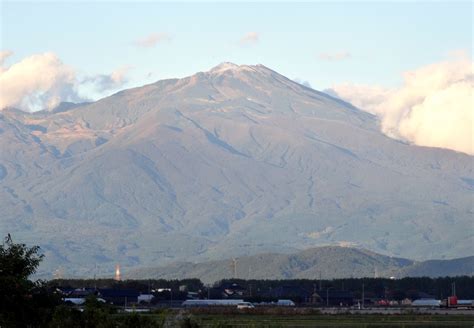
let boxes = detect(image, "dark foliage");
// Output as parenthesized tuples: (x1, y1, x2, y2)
(47, 278, 204, 295)
(0, 234, 61, 328)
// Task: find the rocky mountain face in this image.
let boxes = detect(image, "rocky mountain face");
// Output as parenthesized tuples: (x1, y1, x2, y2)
(127, 246, 474, 283)
(0, 63, 472, 277)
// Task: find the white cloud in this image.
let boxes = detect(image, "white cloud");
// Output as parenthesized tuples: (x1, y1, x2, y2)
(134, 33, 170, 48)
(240, 32, 259, 45)
(0, 50, 14, 66)
(0, 52, 80, 111)
(318, 51, 351, 61)
(328, 53, 474, 155)
(0, 52, 133, 112)
(325, 83, 392, 112)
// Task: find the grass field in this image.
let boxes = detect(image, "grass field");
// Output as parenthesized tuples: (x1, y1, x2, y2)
(111, 308, 474, 327)
(186, 313, 474, 328)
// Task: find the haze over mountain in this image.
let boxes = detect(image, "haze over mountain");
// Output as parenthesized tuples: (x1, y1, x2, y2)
(0, 63, 472, 277)
(127, 246, 474, 283)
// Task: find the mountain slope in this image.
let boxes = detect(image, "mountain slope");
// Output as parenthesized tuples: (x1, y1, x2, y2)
(0, 63, 472, 276)
(398, 256, 474, 277)
(127, 246, 473, 284)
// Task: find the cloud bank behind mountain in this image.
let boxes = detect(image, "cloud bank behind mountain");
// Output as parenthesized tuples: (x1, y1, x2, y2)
(328, 53, 473, 155)
(0, 52, 131, 111)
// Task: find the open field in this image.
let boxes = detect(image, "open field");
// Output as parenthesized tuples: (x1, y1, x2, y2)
(189, 313, 474, 328)
(114, 309, 474, 328)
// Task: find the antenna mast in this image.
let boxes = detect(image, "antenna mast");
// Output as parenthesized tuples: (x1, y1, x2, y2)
(230, 258, 237, 278)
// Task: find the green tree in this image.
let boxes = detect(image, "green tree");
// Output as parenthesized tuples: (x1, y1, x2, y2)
(0, 234, 43, 279)
(0, 234, 49, 327)
(49, 305, 84, 328)
(82, 296, 113, 328)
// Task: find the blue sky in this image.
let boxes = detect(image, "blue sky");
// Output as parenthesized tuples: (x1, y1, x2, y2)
(1, 1, 472, 93)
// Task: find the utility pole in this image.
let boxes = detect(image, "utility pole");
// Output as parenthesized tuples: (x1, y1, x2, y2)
(326, 287, 334, 307)
(362, 283, 365, 309)
(94, 263, 97, 290)
(170, 288, 173, 307)
(319, 271, 322, 290)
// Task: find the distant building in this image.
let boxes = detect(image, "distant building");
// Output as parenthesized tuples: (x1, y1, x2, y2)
(219, 282, 246, 298)
(412, 299, 441, 307)
(312, 290, 354, 306)
(265, 286, 311, 298)
(187, 291, 199, 299)
(68, 288, 96, 298)
(263, 285, 312, 303)
(63, 298, 86, 305)
(63, 297, 106, 305)
(182, 299, 244, 307)
(401, 298, 412, 306)
(98, 288, 139, 305)
(137, 294, 154, 304)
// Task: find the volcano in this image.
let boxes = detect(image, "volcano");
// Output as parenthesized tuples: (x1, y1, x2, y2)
(1, 63, 472, 276)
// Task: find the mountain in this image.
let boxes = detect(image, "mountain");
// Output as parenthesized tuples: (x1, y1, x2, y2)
(0, 63, 472, 277)
(397, 256, 474, 278)
(127, 246, 474, 283)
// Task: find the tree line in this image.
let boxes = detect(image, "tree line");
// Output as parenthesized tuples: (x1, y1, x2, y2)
(1, 234, 473, 327)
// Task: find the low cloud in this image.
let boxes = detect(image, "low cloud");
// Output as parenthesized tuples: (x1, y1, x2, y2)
(82, 66, 132, 92)
(293, 78, 312, 89)
(325, 83, 391, 111)
(328, 53, 473, 155)
(318, 51, 351, 61)
(240, 32, 259, 45)
(134, 33, 170, 48)
(0, 52, 132, 112)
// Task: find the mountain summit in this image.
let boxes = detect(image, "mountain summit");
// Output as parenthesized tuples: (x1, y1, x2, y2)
(209, 61, 246, 72)
(0, 63, 472, 276)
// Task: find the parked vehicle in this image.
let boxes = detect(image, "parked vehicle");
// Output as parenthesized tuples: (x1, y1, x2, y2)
(411, 299, 441, 307)
(237, 302, 255, 309)
(276, 299, 296, 307)
(440, 297, 474, 309)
